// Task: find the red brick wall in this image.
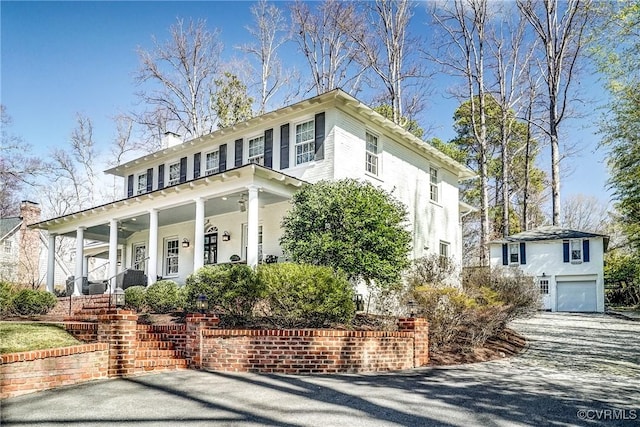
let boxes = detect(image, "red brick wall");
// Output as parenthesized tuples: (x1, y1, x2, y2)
(196, 318, 428, 374)
(63, 322, 98, 342)
(0, 344, 108, 399)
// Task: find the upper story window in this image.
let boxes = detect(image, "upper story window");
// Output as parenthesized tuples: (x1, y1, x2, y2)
(136, 173, 147, 195)
(4, 240, 12, 254)
(570, 239, 582, 263)
(295, 119, 315, 165)
(430, 167, 439, 203)
(365, 132, 379, 176)
(168, 162, 180, 186)
(509, 243, 520, 264)
(248, 135, 265, 165)
(205, 150, 220, 176)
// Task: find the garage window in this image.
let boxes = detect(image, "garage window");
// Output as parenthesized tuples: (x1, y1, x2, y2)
(570, 239, 582, 263)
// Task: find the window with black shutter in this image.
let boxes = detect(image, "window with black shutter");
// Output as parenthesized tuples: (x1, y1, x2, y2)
(264, 128, 273, 168)
(194, 153, 201, 179)
(280, 124, 290, 169)
(235, 139, 243, 167)
(314, 112, 325, 160)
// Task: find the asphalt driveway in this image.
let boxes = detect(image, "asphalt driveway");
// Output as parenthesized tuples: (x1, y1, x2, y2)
(1, 313, 639, 426)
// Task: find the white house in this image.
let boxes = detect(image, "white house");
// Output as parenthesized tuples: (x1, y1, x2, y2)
(31, 89, 475, 295)
(489, 226, 609, 313)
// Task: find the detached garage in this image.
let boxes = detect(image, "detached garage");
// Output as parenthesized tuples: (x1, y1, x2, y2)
(488, 226, 608, 313)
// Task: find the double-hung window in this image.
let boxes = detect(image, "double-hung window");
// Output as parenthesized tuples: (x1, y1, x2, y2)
(439, 241, 450, 267)
(4, 240, 12, 254)
(509, 243, 520, 264)
(136, 173, 147, 195)
(168, 162, 180, 186)
(295, 119, 315, 165)
(430, 167, 439, 202)
(248, 136, 265, 165)
(164, 238, 179, 276)
(365, 132, 379, 176)
(570, 239, 582, 263)
(205, 150, 220, 176)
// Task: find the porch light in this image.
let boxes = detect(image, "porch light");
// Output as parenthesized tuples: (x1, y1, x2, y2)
(182, 238, 190, 248)
(114, 287, 125, 308)
(222, 231, 231, 241)
(196, 294, 208, 314)
(407, 300, 418, 317)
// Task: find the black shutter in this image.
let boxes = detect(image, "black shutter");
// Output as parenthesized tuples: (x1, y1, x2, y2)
(583, 239, 590, 262)
(519, 242, 526, 265)
(127, 174, 134, 197)
(158, 164, 165, 189)
(235, 139, 243, 167)
(219, 144, 227, 172)
(194, 153, 201, 179)
(563, 240, 570, 263)
(146, 168, 153, 193)
(264, 128, 273, 168)
(314, 112, 325, 160)
(280, 124, 290, 169)
(179, 157, 187, 183)
(502, 244, 508, 266)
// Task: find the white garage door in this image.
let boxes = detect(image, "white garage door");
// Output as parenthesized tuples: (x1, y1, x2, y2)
(556, 281, 597, 312)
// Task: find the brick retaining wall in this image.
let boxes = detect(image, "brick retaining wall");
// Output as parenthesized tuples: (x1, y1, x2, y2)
(0, 344, 108, 399)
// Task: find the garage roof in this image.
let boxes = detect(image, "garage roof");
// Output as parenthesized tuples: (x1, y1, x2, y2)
(490, 226, 610, 250)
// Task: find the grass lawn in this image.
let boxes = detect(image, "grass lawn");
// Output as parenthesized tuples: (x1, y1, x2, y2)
(0, 322, 81, 354)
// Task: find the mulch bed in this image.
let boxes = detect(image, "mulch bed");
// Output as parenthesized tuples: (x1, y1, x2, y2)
(428, 328, 527, 366)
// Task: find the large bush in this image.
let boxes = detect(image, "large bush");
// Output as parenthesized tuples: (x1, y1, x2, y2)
(10, 289, 57, 316)
(124, 286, 147, 312)
(0, 282, 15, 317)
(185, 264, 262, 321)
(257, 263, 355, 328)
(145, 280, 183, 313)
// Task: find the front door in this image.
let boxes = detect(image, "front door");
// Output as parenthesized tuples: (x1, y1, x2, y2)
(204, 233, 218, 265)
(539, 277, 551, 310)
(133, 243, 147, 273)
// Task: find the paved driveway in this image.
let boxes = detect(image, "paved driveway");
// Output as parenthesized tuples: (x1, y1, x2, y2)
(2, 313, 639, 426)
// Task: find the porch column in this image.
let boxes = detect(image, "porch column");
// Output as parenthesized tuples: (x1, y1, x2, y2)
(73, 227, 85, 296)
(46, 233, 56, 293)
(193, 197, 205, 272)
(246, 185, 260, 268)
(148, 208, 158, 286)
(108, 219, 118, 293)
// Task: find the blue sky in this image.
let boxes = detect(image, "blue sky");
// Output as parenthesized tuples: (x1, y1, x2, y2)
(1, 0, 611, 207)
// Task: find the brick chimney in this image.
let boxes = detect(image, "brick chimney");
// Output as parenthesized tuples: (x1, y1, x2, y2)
(17, 201, 42, 288)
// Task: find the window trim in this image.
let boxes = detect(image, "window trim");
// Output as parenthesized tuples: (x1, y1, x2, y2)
(168, 161, 180, 186)
(570, 239, 583, 264)
(508, 242, 520, 265)
(205, 149, 220, 176)
(4, 240, 12, 254)
(136, 173, 147, 195)
(132, 243, 147, 273)
(163, 237, 179, 277)
(248, 135, 265, 165)
(295, 118, 315, 166)
(539, 278, 550, 295)
(429, 167, 439, 203)
(365, 131, 380, 176)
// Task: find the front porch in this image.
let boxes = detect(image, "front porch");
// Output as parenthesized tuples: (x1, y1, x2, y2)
(33, 165, 305, 295)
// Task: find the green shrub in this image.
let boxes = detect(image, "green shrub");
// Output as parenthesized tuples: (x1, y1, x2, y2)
(257, 263, 355, 328)
(0, 282, 15, 316)
(145, 280, 182, 313)
(124, 286, 147, 312)
(185, 264, 262, 321)
(11, 289, 57, 316)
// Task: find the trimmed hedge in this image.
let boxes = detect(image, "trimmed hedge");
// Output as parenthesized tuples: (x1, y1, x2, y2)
(145, 280, 183, 313)
(124, 286, 147, 312)
(9, 288, 57, 316)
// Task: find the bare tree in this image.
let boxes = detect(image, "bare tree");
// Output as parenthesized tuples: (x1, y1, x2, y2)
(357, 0, 422, 124)
(561, 194, 610, 234)
(134, 18, 223, 140)
(517, 0, 593, 226)
(430, 0, 491, 265)
(239, 0, 292, 114)
(0, 105, 45, 217)
(290, 0, 367, 95)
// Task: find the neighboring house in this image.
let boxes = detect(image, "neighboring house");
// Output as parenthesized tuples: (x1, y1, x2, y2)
(32, 89, 475, 295)
(0, 201, 71, 288)
(489, 226, 609, 313)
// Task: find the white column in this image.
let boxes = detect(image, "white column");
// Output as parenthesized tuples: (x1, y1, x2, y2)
(246, 185, 260, 268)
(108, 219, 119, 292)
(193, 198, 205, 272)
(148, 209, 158, 286)
(73, 227, 85, 296)
(46, 233, 56, 293)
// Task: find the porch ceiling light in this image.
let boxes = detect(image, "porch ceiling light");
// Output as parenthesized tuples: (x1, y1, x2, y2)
(182, 238, 190, 248)
(196, 293, 208, 314)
